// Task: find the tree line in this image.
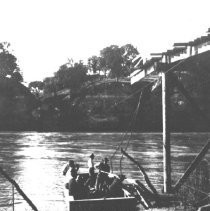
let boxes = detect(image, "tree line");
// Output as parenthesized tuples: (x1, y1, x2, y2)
(27, 44, 140, 131)
(0, 41, 210, 132)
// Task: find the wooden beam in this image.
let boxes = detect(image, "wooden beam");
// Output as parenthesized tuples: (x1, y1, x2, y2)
(162, 72, 172, 193)
(173, 43, 189, 47)
(150, 53, 163, 58)
(173, 141, 210, 192)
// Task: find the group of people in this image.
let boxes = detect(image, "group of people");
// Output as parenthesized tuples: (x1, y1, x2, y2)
(62, 153, 125, 200)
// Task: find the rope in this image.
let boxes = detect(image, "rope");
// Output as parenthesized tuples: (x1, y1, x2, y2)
(109, 90, 144, 173)
(119, 91, 143, 175)
(109, 83, 151, 172)
(110, 78, 158, 173)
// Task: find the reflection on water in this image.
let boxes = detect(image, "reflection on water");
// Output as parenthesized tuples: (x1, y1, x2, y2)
(0, 132, 210, 210)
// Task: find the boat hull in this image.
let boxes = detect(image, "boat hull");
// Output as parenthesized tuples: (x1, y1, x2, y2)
(69, 197, 136, 211)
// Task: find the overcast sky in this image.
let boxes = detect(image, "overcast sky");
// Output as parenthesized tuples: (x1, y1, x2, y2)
(0, 0, 210, 83)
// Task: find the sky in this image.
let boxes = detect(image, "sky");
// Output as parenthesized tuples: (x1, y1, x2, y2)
(0, 0, 210, 83)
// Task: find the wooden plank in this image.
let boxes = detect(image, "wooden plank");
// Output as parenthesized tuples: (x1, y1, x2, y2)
(173, 43, 189, 47)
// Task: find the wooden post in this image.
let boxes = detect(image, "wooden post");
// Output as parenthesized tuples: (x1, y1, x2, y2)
(189, 46, 192, 56)
(162, 72, 171, 193)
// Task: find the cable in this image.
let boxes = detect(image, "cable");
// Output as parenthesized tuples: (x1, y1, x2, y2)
(109, 76, 159, 173)
(119, 91, 143, 175)
(109, 82, 153, 172)
(109, 90, 143, 173)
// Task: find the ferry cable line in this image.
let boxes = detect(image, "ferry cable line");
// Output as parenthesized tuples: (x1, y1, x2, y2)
(109, 92, 141, 173)
(110, 83, 157, 174)
(109, 92, 142, 173)
(119, 91, 143, 175)
(109, 89, 148, 172)
(109, 81, 152, 167)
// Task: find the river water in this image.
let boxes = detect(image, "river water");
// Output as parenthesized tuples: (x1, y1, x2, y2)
(0, 132, 210, 211)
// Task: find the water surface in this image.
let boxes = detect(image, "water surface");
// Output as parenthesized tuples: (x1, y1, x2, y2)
(0, 132, 210, 210)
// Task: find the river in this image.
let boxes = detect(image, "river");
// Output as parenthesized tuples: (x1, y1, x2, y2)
(0, 132, 210, 211)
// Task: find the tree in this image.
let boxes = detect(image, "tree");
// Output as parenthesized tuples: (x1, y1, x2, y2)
(0, 42, 23, 82)
(43, 77, 59, 96)
(88, 56, 99, 74)
(99, 44, 139, 79)
(121, 44, 139, 76)
(54, 61, 87, 91)
(100, 45, 123, 79)
(68, 61, 87, 90)
(87, 56, 106, 77)
(29, 81, 44, 98)
(54, 64, 70, 89)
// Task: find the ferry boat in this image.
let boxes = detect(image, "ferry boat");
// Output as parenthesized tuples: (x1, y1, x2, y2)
(64, 171, 152, 211)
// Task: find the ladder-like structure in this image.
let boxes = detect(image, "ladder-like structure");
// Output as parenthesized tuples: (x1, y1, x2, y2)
(130, 27, 210, 85)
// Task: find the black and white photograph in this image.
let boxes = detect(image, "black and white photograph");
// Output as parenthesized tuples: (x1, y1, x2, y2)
(0, 0, 210, 210)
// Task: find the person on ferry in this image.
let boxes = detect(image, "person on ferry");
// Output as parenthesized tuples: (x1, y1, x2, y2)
(84, 165, 96, 189)
(87, 153, 95, 175)
(95, 157, 110, 191)
(63, 159, 79, 190)
(102, 157, 110, 173)
(63, 159, 79, 177)
(76, 175, 88, 199)
(68, 168, 79, 199)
